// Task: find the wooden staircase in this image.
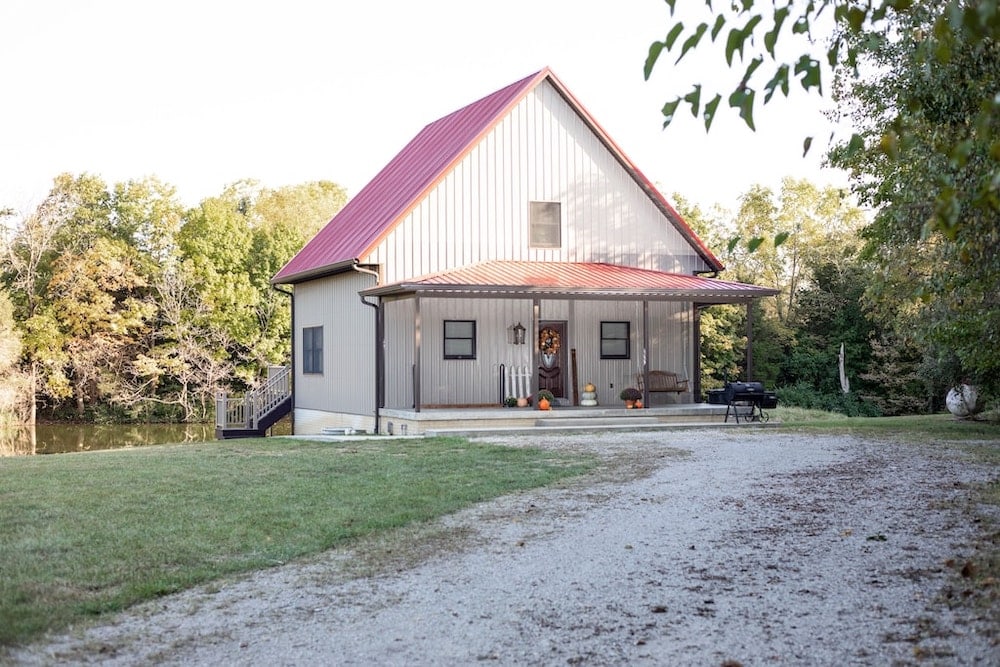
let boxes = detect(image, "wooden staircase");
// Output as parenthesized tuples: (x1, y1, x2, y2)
(215, 366, 292, 439)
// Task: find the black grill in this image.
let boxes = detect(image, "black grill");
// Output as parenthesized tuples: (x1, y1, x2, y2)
(723, 381, 777, 422)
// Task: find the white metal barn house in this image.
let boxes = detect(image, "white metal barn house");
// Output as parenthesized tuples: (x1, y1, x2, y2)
(270, 68, 777, 435)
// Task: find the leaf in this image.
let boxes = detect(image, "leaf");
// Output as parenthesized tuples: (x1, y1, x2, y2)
(764, 6, 789, 57)
(802, 136, 813, 157)
(794, 55, 822, 92)
(728, 87, 757, 130)
(763, 64, 790, 102)
(676, 22, 709, 64)
(827, 39, 840, 68)
(792, 15, 810, 34)
(847, 6, 866, 32)
(665, 22, 685, 49)
(725, 27, 746, 66)
(661, 98, 682, 128)
(644, 42, 664, 80)
(773, 231, 790, 247)
(711, 14, 726, 40)
(684, 84, 703, 117)
(703, 94, 722, 131)
(742, 14, 763, 36)
(741, 56, 764, 86)
(747, 237, 765, 253)
(727, 237, 741, 253)
(665, 0, 677, 14)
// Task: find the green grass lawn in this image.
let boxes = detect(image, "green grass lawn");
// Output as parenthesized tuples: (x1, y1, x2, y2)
(0, 436, 594, 647)
(775, 408, 1000, 442)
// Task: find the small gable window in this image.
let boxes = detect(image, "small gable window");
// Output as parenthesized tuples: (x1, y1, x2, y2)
(600, 321, 630, 360)
(529, 201, 561, 248)
(303, 326, 323, 374)
(443, 320, 477, 360)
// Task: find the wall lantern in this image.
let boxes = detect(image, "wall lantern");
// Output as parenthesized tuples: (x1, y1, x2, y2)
(511, 322, 526, 345)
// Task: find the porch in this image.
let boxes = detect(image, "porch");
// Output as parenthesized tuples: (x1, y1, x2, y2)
(377, 402, 772, 437)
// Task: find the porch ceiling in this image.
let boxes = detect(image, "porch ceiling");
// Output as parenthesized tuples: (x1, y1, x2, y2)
(359, 261, 778, 304)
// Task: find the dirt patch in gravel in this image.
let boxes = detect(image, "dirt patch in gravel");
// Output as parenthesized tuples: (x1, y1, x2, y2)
(5, 429, 998, 666)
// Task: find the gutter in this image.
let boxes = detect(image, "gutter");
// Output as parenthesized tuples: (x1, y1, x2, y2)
(353, 264, 383, 435)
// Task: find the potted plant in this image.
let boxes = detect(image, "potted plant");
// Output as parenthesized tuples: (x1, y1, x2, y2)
(536, 389, 555, 410)
(504, 396, 518, 408)
(619, 387, 642, 408)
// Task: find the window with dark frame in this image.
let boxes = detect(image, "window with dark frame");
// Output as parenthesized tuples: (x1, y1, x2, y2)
(600, 321, 630, 359)
(443, 320, 476, 360)
(302, 326, 323, 374)
(529, 201, 561, 248)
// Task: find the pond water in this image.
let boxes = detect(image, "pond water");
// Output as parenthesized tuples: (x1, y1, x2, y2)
(0, 418, 292, 456)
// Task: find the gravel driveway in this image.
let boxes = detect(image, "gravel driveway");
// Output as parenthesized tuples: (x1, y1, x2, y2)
(8, 429, 998, 666)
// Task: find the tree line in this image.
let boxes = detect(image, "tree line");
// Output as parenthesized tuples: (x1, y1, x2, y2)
(1, 168, 986, 426)
(0, 175, 347, 425)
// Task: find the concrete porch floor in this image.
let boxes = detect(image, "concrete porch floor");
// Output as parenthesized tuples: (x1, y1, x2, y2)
(377, 402, 777, 436)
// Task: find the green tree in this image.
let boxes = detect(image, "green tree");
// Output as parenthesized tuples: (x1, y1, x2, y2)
(645, 0, 998, 237)
(0, 289, 31, 426)
(645, 0, 1000, 401)
(829, 2, 1000, 396)
(44, 237, 155, 417)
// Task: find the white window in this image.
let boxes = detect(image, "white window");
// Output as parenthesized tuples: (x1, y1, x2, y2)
(529, 201, 561, 248)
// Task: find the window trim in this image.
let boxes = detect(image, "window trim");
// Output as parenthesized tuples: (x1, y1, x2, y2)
(600, 321, 630, 360)
(443, 319, 477, 360)
(302, 325, 323, 374)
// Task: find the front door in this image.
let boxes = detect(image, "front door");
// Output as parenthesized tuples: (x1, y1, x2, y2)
(538, 321, 567, 399)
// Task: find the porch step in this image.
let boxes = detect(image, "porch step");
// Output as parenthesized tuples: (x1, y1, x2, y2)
(534, 416, 660, 427)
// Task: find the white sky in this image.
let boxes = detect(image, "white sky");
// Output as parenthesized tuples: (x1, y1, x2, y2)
(0, 0, 850, 216)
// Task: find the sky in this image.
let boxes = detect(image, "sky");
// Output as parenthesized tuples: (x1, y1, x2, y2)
(0, 0, 850, 217)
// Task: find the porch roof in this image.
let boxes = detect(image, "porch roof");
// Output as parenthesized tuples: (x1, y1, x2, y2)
(359, 261, 778, 303)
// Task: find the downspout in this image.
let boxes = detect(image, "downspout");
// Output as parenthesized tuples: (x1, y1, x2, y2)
(354, 264, 383, 435)
(273, 285, 294, 434)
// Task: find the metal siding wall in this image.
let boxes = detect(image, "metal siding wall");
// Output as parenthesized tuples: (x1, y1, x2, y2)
(383, 298, 415, 409)
(573, 300, 646, 405)
(365, 80, 712, 282)
(293, 272, 376, 416)
(419, 297, 533, 405)
(647, 301, 694, 380)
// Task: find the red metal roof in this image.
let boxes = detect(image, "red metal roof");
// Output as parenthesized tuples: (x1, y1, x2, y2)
(361, 261, 777, 302)
(272, 68, 723, 284)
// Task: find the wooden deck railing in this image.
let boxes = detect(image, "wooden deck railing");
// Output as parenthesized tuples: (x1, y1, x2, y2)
(215, 366, 292, 431)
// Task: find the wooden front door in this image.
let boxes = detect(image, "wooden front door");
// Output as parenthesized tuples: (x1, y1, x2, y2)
(538, 321, 567, 399)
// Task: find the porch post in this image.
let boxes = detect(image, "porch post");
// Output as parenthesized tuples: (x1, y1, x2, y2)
(745, 300, 754, 382)
(693, 304, 702, 402)
(414, 296, 421, 412)
(532, 298, 540, 400)
(641, 300, 650, 406)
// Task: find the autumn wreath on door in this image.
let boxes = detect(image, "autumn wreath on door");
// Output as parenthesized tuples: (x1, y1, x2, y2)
(539, 327, 560, 369)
